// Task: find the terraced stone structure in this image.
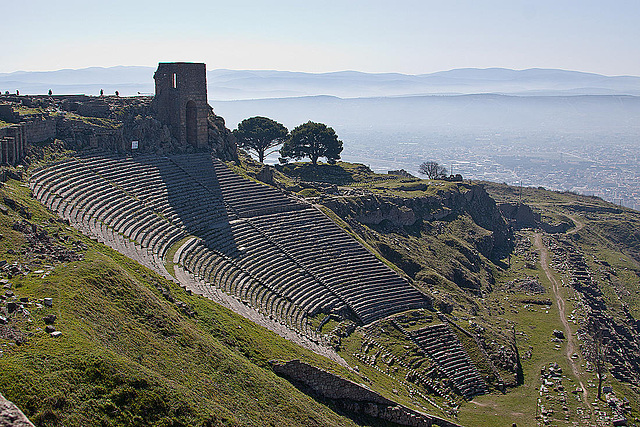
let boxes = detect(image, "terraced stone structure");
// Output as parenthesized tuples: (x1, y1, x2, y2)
(409, 324, 487, 399)
(30, 153, 429, 337)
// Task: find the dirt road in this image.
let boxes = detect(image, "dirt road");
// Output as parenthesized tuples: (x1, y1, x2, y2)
(534, 233, 592, 417)
(566, 214, 585, 235)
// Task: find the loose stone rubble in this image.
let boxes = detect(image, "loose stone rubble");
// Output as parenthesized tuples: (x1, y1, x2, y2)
(547, 234, 640, 388)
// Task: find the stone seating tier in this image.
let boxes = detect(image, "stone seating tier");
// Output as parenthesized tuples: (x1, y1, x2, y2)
(410, 324, 487, 399)
(30, 152, 429, 338)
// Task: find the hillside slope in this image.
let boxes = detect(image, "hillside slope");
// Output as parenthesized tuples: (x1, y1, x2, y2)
(0, 177, 364, 426)
(259, 159, 640, 426)
(3, 149, 640, 427)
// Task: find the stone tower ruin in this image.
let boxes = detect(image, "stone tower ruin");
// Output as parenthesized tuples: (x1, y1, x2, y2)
(153, 62, 209, 149)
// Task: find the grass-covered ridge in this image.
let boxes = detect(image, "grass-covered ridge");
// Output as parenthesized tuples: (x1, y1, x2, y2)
(0, 178, 362, 426)
(52, 111, 122, 129)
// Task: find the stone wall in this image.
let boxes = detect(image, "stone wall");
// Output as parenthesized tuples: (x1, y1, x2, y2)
(0, 92, 238, 161)
(0, 104, 19, 123)
(75, 98, 111, 118)
(0, 100, 55, 154)
(55, 116, 125, 151)
(0, 124, 26, 165)
(271, 360, 460, 427)
(0, 100, 51, 164)
(22, 115, 56, 143)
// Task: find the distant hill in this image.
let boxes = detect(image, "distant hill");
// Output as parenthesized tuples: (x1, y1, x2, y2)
(1, 66, 639, 99)
(0, 66, 156, 97)
(214, 93, 640, 131)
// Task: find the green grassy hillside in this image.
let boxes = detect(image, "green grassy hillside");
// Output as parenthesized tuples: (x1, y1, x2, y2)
(0, 177, 362, 426)
(265, 158, 640, 426)
(4, 150, 640, 427)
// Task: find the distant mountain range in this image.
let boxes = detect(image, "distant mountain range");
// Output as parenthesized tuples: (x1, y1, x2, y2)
(213, 93, 640, 133)
(1, 66, 639, 100)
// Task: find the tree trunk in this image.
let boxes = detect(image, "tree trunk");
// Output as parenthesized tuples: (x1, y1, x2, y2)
(597, 373, 603, 400)
(258, 149, 265, 163)
(597, 356, 604, 400)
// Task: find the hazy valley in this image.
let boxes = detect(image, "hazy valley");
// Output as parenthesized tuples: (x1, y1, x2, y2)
(3, 66, 638, 209)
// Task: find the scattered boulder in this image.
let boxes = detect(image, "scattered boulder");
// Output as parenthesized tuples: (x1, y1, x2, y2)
(43, 297, 53, 307)
(6, 302, 17, 314)
(256, 165, 275, 184)
(12, 220, 83, 263)
(504, 277, 545, 294)
(612, 417, 627, 427)
(553, 330, 565, 339)
(42, 314, 56, 325)
(161, 290, 174, 303)
(0, 324, 27, 344)
(0, 392, 35, 426)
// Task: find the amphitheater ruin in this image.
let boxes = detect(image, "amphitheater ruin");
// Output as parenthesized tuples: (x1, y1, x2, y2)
(30, 151, 429, 333)
(7, 63, 488, 408)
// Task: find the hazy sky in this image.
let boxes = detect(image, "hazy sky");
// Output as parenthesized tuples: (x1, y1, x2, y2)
(3, 0, 639, 75)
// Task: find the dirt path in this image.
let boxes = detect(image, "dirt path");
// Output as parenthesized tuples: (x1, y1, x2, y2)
(88, 225, 350, 367)
(534, 233, 593, 418)
(538, 204, 585, 235)
(565, 213, 585, 235)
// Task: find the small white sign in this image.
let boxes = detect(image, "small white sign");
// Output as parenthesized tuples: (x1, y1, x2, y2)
(131, 140, 139, 150)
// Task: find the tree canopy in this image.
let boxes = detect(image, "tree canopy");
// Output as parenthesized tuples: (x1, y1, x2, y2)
(418, 161, 447, 179)
(280, 121, 343, 166)
(232, 116, 289, 163)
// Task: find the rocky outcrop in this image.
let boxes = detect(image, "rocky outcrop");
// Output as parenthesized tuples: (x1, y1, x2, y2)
(453, 185, 509, 252)
(0, 393, 34, 427)
(256, 164, 275, 184)
(498, 202, 539, 228)
(499, 202, 571, 233)
(207, 112, 238, 161)
(352, 197, 418, 226)
(323, 183, 511, 259)
(54, 114, 125, 151)
(1, 95, 238, 161)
